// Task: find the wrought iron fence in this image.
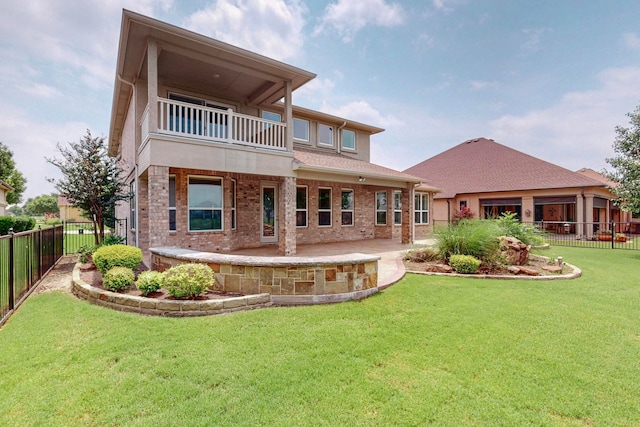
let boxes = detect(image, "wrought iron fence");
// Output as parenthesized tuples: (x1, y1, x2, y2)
(0, 225, 64, 326)
(63, 218, 128, 255)
(428, 220, 640, 250)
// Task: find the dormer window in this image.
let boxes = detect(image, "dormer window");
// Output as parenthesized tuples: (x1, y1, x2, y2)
(318, 124, 334, 147)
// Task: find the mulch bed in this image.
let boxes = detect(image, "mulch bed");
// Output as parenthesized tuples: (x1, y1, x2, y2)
(79, 263, 243, 300)
(405, 255, 566, 277)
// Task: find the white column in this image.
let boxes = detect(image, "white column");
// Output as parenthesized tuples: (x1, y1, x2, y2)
(147, 40, 158, 133)
(284, 80, 293, 152)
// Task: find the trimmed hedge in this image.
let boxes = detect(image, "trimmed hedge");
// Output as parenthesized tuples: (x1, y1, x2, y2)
(135, 271, 164, 296)
(92, 244, 143, 275)
(449, 254, 482, 274)
(0, 216, 36, 235)
(103, 266, 135, 292)
(163, 263, 214, 299)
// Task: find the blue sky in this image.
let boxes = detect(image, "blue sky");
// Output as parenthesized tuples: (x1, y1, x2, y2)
(1, 0, 640, 202)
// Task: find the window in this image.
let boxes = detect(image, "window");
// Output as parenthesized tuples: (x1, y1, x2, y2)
(318, 188, 332, 226)
(293, 118, 309, 141)
(231, 179, 237, 230)
(130, 181, 136, 231)
(376, 191, 387, 225)
(342, 129, 356, 150)
(296, 186, 307, 227)
(318, 124, 334, 146)
(188, 177, 223, 231)
(415, 193, 429, 224)
(394, 191, 402, 225)
(262, 111, 281, 122)
(341, 189, 354, 226)
(169, 175, 176, 231)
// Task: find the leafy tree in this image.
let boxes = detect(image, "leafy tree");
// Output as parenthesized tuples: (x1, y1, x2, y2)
(47, 130, 130, 244)
(24, 193, 59, 216)
(0, 142, 27, 204)
(6, 205, 24, 216)
(605, 104, 640, 214)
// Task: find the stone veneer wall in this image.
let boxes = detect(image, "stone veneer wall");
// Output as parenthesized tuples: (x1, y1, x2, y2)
(151, 247, 380, 305)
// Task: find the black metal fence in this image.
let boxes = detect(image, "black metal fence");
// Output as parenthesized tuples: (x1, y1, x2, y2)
(429, 220, 640, 250)
(0, 225, 64, 326)
(63, 219, 128, 255)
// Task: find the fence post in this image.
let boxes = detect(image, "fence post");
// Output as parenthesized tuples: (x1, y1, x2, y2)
(8, 229, 14, 312)
(611, 220, 615, 249)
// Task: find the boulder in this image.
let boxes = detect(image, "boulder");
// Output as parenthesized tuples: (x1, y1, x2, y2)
(499, 236, 531, 266)
(424, 264, 453, 273)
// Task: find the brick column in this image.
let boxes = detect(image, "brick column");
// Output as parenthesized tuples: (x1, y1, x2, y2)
(137, 174, 149, 253)
(147, 166, 169, 250)
(279, 176, 296, 255)
(401, 186, 413, 244)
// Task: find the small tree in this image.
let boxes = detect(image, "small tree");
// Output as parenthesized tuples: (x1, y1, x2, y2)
(47, 130, 130, 244)
(605, 103, 640, 214)
(0, 142, 27, 205)
(24, 194, 59, 216)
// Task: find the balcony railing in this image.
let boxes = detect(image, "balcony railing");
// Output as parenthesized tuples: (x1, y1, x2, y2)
(141, 98, 287, 151)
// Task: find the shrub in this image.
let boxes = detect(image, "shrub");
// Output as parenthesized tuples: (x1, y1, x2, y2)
(136, 271, 164, 296)
(92, 244, 143, 275)
(163, 263, 214, 299)
(103, 234, 126, 246)
(78, 244, 100, 264)
(0, 217, 13, 235)
(449, 254, 482, 274)
(495, 212, 544, 246)
(437, 219, 501, 262)
(405, 247, 441, 262)
(103, 266, 135, 292)
(12, 216, 36, 232)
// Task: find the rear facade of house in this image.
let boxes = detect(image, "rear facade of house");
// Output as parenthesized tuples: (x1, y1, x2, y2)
(109, 10, 434, 258)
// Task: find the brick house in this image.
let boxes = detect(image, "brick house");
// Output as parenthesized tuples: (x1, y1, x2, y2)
(405, 137, 624, 238)
(108, 10, 436, 257)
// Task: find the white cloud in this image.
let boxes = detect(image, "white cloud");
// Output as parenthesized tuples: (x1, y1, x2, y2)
(185, 0, 308, 61)
(521, 28, 551, 53)
(414, 33, 436, 50)
(294, 77, 336, 106)
(488, 66, 640, 172)
(470, 80, 498, 91)
(315, 0, 404, 42)
(19, 83, 62, 99)
(623, 32, 640, 50)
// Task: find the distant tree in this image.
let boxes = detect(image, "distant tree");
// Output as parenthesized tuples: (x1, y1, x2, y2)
(24, 194, 59, 216)
(0, 142, 27, 204)
(605, 103, 640, 215)
(47, 130, 130, 245)
(6, 205, 24, 216)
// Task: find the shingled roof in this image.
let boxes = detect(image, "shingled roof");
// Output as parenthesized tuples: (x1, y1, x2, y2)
(294, 147, 431, 185)
(404, 137, 605, 199)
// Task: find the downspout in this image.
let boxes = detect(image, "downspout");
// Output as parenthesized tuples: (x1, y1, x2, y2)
(447, 200, 451, 223)
(336, 121, 346, 154)
(117, 74, 139, 249)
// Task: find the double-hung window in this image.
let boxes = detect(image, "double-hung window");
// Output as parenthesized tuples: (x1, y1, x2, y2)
(296, 186, 307, 227)
(169, 175, 176, 231)
(415, 193, 429, 224)
(231, 179, 237, 230)
(393, 191, 402, 225)
(188, 177, 223, 231)
(130, 181, 136, 231)
(341, 189, 354, 226)
(318, 188, 332, 226)
(376, 191, 387, 225)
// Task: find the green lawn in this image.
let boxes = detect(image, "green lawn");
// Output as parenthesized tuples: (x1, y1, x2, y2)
(1, 247, 639, 426)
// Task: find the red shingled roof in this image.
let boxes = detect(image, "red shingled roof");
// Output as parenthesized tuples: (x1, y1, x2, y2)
(576, 167, 616, 187)
(404, 137, 606, 199)
(294, 147, 427, 184)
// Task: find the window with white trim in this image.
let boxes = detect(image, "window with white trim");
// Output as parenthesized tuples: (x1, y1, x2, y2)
(415, 193, 429, 224)
(296, 186, 307, 227)
(318, 124, 334, 147)
(393, 191, 402, 225)
(342, 129, 356, 150)
(188, 177, 223, 231)
(341, 189, 354, 226)
(169, 175, 176, 231)
(318, 187, 332, 226)
(262, 111, 281, 122)
(293, 118, 309, 142)
(376, 191, 387, 225)
(231, 179, 236, 230)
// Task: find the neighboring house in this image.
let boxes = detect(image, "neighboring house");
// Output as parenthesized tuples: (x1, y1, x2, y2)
(108, 10, 434, 257)
(0, 179, 13, 216)
(405, 137, 619, 238)
(58, 196, 84, 222)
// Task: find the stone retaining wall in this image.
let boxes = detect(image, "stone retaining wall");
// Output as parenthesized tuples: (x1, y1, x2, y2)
(72, 265, 272, 317)
(150, 247, 381, 305)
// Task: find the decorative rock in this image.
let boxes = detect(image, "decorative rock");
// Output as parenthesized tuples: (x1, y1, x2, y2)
(542, 265, 563, 274)
(499, 236, 531, 265)
(507, 266, 521, 274)
(517, 266, 540, 276)
(424, 264, 453, 273)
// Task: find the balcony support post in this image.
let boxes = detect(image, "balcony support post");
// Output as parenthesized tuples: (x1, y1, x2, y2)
(147, 40, 158, 133)
(284, 80, 293, 152)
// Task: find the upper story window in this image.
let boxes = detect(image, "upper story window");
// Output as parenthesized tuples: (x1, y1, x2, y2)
(188, 177, 223, 231)
(318, 124, 334, 147)
(262, 111, 282, 123)
(342, 129, 356, 151)
(293, 118, 309, 142)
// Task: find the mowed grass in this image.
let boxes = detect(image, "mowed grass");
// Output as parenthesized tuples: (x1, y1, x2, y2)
(1, 247, 640, 426)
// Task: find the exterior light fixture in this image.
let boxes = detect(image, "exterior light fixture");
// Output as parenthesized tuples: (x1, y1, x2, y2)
(358, 176, 366, 182)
